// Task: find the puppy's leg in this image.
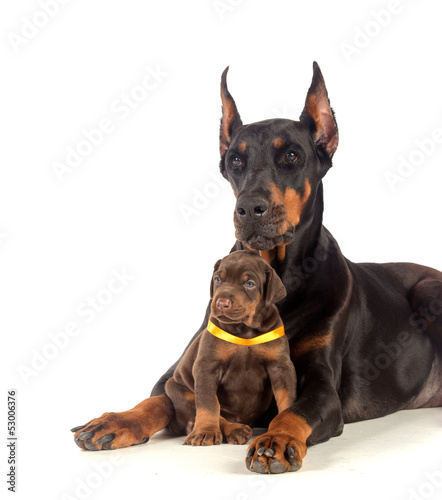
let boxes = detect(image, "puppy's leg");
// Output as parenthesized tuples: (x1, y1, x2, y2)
(183, 369, 223, 446)
(219, 416, 252, 445)
(165, 377, 196, 436)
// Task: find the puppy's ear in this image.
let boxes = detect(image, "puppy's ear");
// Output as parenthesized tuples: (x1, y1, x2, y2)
(220, 67, 243, 157)
(210, 259, 222, 298)
(263, 267, 286, 304)
(300, 62, 338, 161)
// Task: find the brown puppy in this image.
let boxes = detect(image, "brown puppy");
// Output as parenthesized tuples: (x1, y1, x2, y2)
(165, 250, 297, 446)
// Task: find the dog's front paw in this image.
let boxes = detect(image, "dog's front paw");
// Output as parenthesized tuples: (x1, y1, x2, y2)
(71, 412, 149, 451)
(184, 427, 222, 446)
(245, 432, 303, 474)
(223, 422, 252, 445)
(71, 395, 173, 451)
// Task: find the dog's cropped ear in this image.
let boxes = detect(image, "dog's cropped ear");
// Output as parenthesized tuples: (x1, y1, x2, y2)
(210, 259, 222, 298)
(220, 67, 243, 157)
(263, 267, 287, 305)
(300, 62, 338, 160)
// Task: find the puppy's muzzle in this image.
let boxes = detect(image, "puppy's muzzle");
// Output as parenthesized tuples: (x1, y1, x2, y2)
(216, 298, 232, 313)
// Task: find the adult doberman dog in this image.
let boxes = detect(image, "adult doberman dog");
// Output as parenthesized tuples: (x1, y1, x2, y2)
(72, 62, 442, 474)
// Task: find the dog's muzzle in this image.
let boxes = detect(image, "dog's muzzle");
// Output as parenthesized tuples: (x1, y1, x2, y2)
(235, 196, 269, 219)
(234, 195, 293, 251)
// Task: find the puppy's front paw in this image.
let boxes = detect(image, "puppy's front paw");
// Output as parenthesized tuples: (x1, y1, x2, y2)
(184, 427, 222, 446)
(223, 422, 252, 445)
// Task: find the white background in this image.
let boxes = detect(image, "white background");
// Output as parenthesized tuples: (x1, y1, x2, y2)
(1, 1, 442, 499)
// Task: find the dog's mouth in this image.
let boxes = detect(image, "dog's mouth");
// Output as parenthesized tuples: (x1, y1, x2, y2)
(210, 303, 248, 324)
(233, 181, 312, 251)
(212, 314, 244, 324)
(242, 230, 295, 251)
(211, 310, 246, 324)
(233, 212, 295, 251)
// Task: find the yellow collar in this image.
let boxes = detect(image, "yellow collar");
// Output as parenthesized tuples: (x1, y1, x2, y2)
(207, 319, 285, 346)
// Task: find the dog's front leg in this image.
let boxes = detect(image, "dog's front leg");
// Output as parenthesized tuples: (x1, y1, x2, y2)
(265, 338, 297, 413)
(184, 362, 222, 446)
(71, 395, 173, 450)
(246, 367, 343, 474)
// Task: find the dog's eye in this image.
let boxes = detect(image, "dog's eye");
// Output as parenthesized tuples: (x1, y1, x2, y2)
(214, 276, 221, 284)
(230, 156, 243, 169)
(244, 280, 255, 289)
(285, 151, 299, 163)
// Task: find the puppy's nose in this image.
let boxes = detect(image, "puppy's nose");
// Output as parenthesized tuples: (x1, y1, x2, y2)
(216, 298, 232, 312)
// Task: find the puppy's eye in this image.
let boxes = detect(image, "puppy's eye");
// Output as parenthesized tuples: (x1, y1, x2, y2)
(244, 280, 255, 289)
(285, 151, 299, 163)
(230, 156, 243, 169)
(214, 276, 221, 284)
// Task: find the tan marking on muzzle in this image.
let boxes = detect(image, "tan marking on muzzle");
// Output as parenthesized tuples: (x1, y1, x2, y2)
(269, 178, 312, 229)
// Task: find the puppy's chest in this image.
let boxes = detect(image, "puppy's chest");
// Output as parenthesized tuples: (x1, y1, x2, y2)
(218, 346, 270, 389)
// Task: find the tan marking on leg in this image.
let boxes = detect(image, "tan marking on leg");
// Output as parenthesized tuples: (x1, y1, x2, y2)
(273, 388, 294, 413)
(185, 407, 222, 446)
(195, 407, 220, 428)
(246, 411, 312, 472)
(293, 332, 333, 358)
(73, 395, 173, 451)
(268, 411, 312, 453)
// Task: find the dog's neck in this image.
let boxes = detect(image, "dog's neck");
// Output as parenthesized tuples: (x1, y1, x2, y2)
(210, 303, 282, 339)
(260, 182, 324, 265)
(242, 182, 334, 299)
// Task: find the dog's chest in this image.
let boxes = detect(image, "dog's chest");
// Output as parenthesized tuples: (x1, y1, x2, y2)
(217, 347, 273, 424)
(219, 347, 268, 383)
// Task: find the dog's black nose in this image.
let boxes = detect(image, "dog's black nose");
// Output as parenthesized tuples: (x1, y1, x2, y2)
(216, 298, 232, 312)
(236, 196, 269, 219)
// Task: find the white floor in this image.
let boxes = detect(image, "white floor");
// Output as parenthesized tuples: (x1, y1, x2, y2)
(19, 408, 442, 500)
